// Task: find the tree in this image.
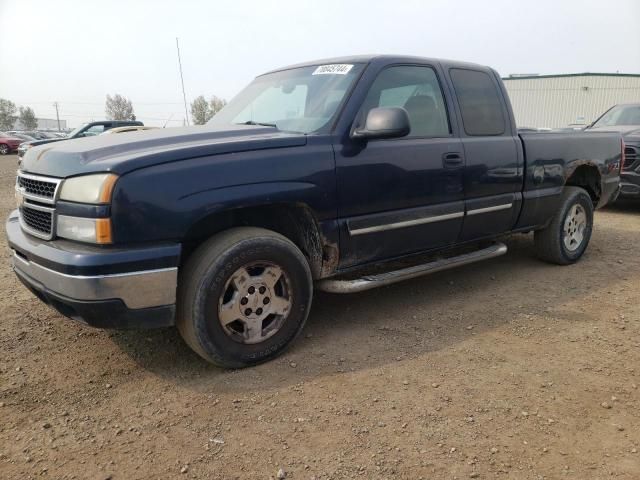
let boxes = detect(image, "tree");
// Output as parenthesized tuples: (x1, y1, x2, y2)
(105, 94, 135, 120)
(209, 95, 227, 117)
(18, 106, 38, 130)
(0, 98, 17, 130)
(190, 95, 210, 125)
(190, 95, 227, 125)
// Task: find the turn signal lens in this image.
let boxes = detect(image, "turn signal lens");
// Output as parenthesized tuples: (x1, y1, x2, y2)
(95, 218, 113, 244)
(57, 215, 113, 244)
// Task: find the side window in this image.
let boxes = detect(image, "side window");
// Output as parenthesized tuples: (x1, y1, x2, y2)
(84, 125, 106, 136)
(450, 69, 506, 136)
(361, 66, 450, 138)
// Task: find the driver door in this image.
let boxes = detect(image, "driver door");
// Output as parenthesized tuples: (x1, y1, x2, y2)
(335, 64, 465, 268)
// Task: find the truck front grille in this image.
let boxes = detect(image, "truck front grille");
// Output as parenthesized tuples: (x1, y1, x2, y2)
(624, 146, 637, 169)
(17, 176, 58, 199)
(20, 206, 53, 236)
(16, 172, 61, 240)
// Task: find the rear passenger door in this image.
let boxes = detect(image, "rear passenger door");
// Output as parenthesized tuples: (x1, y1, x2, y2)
(447, 68, 523, 241)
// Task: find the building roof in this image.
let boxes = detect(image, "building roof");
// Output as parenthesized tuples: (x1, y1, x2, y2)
(503, 72, 640, 80)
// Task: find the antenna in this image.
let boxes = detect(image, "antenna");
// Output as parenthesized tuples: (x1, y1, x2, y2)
(163, 113, 174, 128)
(176, 38, 189, 126)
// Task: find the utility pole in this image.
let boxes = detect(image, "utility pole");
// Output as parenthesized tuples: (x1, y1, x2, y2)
(53, 102, 61, 131)
(176, 37, 189, 126)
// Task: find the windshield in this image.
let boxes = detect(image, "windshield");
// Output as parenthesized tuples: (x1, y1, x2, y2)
(67, 123, 89, 138)
(592, 105, 640, 127)
(207, 63, 365, 134)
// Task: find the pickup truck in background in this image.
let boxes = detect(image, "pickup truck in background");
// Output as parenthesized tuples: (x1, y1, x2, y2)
(7, 55, 622, 368)
(586, 103, 640, 199)
(17, 120, 144, 159)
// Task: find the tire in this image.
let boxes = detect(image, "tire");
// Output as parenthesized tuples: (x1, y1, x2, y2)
(0, 144, 9, 155)
(176, 227, 313, 368)
(534, 186, 594, 265)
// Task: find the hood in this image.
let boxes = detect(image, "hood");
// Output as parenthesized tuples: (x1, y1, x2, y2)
(20, 125, 307, 177)
(21, 137, 65, 148)
(588, 125, 640, 139)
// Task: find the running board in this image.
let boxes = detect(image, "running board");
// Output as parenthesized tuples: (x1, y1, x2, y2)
(316, 242, 507, 294)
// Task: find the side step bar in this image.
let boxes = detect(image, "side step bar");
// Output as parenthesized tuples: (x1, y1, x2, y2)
(316, 242, 507, 294)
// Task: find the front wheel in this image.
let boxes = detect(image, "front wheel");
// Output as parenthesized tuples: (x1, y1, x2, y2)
(176, 227, 313, 368)
(534, 186, 594, 265)
(0, 144, 10, 155)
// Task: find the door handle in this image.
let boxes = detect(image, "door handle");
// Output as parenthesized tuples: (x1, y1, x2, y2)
(442, 152, 464, 169)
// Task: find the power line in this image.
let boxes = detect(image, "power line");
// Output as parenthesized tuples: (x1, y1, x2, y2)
(11, 101, 186, 106)
(55, 113, 184, 122)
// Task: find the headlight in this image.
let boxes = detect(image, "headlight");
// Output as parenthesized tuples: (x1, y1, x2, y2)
(59, 173, 118, 204)
(57, 215, 112, 244)
(56, 173, 117, 244)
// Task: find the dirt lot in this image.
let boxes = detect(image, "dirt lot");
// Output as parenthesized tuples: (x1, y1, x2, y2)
(1, 154, 639, 480)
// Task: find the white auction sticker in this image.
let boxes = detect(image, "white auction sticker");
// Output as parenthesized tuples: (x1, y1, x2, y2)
(312, 64, 354, 75)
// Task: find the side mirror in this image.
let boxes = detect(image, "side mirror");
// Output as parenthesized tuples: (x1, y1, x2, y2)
(351, 107, 410, 140)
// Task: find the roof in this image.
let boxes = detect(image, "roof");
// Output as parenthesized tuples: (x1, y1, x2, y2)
(503, 72, 640, 80)
(262, 54, 487, 75)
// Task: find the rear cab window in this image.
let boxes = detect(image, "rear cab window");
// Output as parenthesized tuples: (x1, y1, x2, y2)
(449, 68, 506, 136)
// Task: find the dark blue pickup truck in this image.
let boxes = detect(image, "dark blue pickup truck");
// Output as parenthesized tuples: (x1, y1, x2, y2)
(7, 55, 622, 368)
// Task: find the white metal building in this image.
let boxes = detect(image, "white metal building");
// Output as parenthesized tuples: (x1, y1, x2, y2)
(503, 73, 640, 129)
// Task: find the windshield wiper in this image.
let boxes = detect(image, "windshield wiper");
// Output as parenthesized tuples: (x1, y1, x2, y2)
(236, 120, 278, 128)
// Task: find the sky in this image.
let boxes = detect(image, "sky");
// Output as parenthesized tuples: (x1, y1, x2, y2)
(1, 0, 639, 128)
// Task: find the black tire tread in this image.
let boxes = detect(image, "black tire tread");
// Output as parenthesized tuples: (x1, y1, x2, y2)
(534, 186, 593, 265)
(176, 227, 311, 367)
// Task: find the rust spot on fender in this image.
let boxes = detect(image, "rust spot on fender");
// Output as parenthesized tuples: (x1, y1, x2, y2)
(320, 238, 339, 278)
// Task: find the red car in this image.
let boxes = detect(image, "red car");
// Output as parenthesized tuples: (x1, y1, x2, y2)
(0, 132, 23, 155)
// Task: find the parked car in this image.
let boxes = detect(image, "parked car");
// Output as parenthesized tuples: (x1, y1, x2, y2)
(8, 55, 622, 368)
(0, 132, 24, 155)
(11, 130, 50, 140)
(586, 104, 640, 199)
(7, 133, 37, 143)
(17, 120, 144, 158)
(100, 126, 157, 135)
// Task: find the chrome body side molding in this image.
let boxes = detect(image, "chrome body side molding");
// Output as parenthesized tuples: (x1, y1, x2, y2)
(466, 203, 513, 216)
(349, 211, 464, 236)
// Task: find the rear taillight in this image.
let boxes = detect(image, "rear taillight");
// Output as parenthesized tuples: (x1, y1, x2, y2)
(620, 139, 625, 172)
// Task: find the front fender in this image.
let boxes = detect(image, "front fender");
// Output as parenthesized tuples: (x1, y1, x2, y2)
(109, 142, 337, 244)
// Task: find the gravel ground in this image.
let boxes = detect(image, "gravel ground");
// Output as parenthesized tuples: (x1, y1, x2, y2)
(1, 154, 639, 479)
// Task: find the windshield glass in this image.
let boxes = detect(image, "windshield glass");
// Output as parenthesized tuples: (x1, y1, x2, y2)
(207, 63, 365, 134)
(67, 123, 89, 138)
(592, 105, 640, 127)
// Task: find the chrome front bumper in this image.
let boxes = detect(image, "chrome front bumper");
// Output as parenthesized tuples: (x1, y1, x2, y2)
(7, 209, 180, 328)
(12, 250, 177, 309)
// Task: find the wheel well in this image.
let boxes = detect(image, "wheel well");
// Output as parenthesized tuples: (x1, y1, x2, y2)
(565, 165, 601, 205)
(182, 203, 330, 279)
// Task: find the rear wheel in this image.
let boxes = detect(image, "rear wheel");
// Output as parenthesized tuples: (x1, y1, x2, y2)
(0, 144, 9, 155)
(534, 186, 594, 265)
(176, 227, 313, 368)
